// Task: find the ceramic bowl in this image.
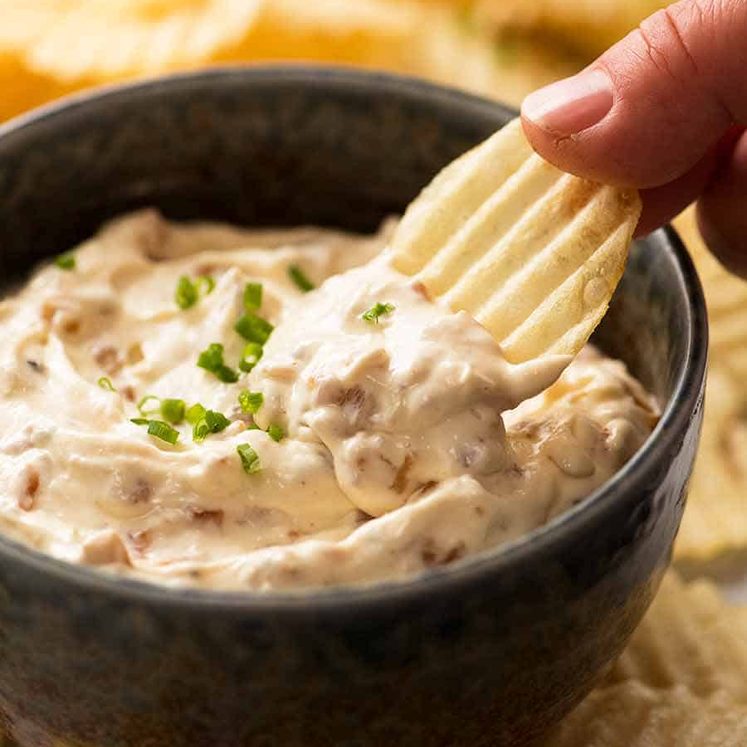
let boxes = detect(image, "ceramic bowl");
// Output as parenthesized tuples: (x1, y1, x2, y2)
(0, 67, 707, 747)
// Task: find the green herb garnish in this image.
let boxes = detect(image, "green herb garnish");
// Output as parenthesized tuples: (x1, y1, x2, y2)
(131, 418, 179, 445)
(234, 313, 273, 344)
(55, 253, 76, 271)
(237, 443, 261, 474)
(239, 342, 264, 373)
(197, 343, 239, 383)
(206, 410, 230, 433)
(185, 403, 206, 425)
(238, 390, 264, 414)
(197, 276, 216, 295)
(175, 276, 199, 310)
(192, 409, 231, 442)
(266, 423, 284, 443)
(192, 419, 210, 442)
(97, 376, 116, 391)
(361, 302, 395, 324)
(137, 394, 161, 417)
(288, 264, 314, 292)
(243, 282, 263, 311)
(160, 398, 186, 425)
(176, 275, 216, 310)
(146, 420, 180, 445)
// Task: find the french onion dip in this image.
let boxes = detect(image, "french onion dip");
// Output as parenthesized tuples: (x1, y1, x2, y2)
(0, 210, 659, 591)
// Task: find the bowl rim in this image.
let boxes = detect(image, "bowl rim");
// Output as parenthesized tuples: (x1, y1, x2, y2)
(0, 65, 708, 613)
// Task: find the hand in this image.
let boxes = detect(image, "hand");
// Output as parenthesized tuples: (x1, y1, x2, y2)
(520, 0, 747, 278)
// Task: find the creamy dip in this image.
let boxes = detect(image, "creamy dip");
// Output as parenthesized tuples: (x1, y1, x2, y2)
(0, 210, 659, 591)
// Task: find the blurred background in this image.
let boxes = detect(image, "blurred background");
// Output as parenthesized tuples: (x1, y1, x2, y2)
(0, 1, 745, 743)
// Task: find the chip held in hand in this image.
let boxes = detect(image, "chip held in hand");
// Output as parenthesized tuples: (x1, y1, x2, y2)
(390, 118, 642, 364)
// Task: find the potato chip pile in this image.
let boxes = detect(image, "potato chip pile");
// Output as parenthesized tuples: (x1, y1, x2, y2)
(0, 0, 575, 122)
(0, 1, 745, 745)
(672, 209, 747, 564)
(543, 573, 747, 746)
(469, 0, 670, 58)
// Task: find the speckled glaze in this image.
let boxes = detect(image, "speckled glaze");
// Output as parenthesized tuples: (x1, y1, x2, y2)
(0, 68, 707, 747)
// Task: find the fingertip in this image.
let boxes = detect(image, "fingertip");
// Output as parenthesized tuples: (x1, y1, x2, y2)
(519, 107, 613, 184)
(521, 71, 613, 137)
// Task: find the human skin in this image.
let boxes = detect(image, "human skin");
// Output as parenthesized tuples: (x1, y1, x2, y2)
(520, 0, 747, 278)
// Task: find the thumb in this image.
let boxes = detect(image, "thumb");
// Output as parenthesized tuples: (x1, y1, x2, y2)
(520, 0, 747, 189)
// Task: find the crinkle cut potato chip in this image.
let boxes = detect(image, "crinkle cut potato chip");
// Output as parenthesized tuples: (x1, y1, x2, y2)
(676, 365, 747, 562)
(543, 572, 747, 746)
(470, 0, 670, 59)
(0, 0, 418, 84)
(672, 209, 747, 561)
(0, 0, 264, 82)
(0, 0, 552, 123)
(390, 118, 641, 364)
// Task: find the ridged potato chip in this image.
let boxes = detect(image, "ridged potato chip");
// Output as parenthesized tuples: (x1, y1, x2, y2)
(471, 0, 670, 59)
(0, 0, 562, 122)
(2, 0, 263, 82)
(390, 118, 641, 363)
(544, 572, 747, 746)
(672, 209, 747, 562)
(677, 366, 747, 562)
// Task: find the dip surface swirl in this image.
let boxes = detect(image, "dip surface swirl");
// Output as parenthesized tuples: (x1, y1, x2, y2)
(0, 210, 659, 591)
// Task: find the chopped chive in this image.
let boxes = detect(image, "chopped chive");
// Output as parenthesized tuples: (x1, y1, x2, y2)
(243, 282, 263, 311)
(185, 403, 206, 425)
(266, 423, 284, 443)
(146, 420, 179, 445)
(237, 443, 261, 474)
(175, 276, 198, 310)
(192, 419, 210, 442)
(197, 343, 222, 369)
(197, 276, 216, 295)
(54, 253, 76, 271)
(197, 343, 239, 383)
(130, 418, 179, 445)
(205, 410, 230, 433)
(176, 275, 216, 310)
(214, 364, 239, 383)
(234, 313, 273, 344)
(361, 302, 395, 324)
(137, 394, 161, 416)
(238, 390, 264, 414)
(160, 398, 186, 425)
(239, 342, 264, 373)
(192, 409, 231, 442)
(288, 264, 314, 292)
(97, 376, 116, 392)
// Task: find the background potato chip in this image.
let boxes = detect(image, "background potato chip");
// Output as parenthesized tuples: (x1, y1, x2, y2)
(469, 0, 670, 59)
(544, 573, 747, 746)
(0, 0, 575, 123)
(672, 209, 747, 563)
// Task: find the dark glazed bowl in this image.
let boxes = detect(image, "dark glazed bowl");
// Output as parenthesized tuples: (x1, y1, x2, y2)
(0, 67, 707, 747)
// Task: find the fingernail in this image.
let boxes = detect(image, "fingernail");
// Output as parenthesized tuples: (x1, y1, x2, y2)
(522, 70, 613, 136)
